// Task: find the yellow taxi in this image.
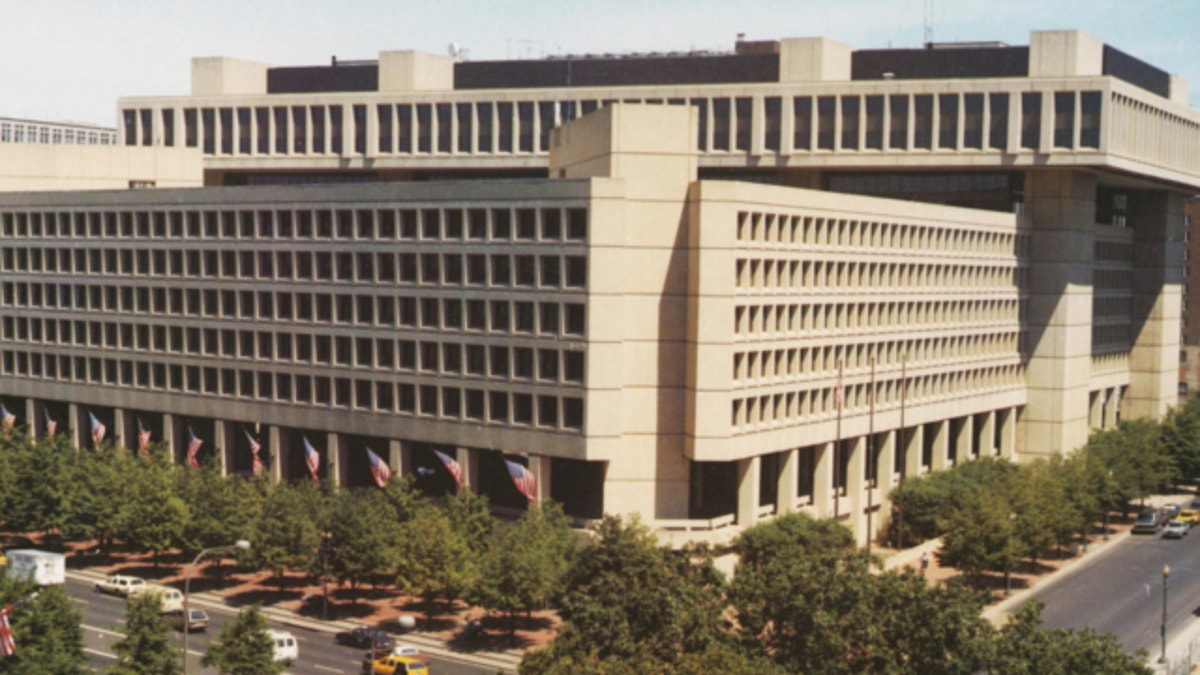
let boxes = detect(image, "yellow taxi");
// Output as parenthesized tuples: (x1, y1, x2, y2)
(362, 654, 429, 675)
(1174, 509, 1200, 526)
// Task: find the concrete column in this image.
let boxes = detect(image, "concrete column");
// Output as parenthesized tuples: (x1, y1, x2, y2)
(737, 456, 761, 527)
(214, 420, 230, 476)
(846, 436, 866, 541)
(1127, 191, 1183, 420)
(22, 400, 34, 440)
(163, 413, 177, 465)
(325, 432, 341, 486)
(777, 448, 799, 514)
(113, 408, 127, 450)
(456, 447, 479, 490)
(530, 454, 553, 503)
(1023, 169, 1098, 456)
(979, 410, 997, 457)
(930, 419, 950, 472)
(1089, 390, 1103, 429)
(877, 430, 897, 506)
(388, 440, 413, 478)
(1104, 387, 1122, 428)
(268, 425, 283, 483)
(813, 441, 834, 518)
(956, 415, 974, 462)
(365, 100, 378, 158)
(999, 407, 1017, 460)
(68, 403, 82, 450)
(905, 424, 924, 476)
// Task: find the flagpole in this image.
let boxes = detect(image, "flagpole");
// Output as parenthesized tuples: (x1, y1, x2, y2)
(834, 359, 843, 520)
(867, 355, 875, 555)
(896, 351, 907, 550)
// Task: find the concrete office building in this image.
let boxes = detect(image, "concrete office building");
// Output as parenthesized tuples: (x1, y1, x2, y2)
(1, 29, 1198, 545)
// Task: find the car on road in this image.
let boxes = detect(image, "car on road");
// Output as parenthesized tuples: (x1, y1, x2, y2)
(1163, 520, 1190, 539)
(127, 584, 184, 612)
(95, 574, 147, 597)
(336, 626, 396, 654)
(269, 629, 298, 663)
(362, 654, 429, 675)
(1175, 509, 1200, 526)
(1162, 504, 1182, 521)
(164, 608, 210, 632)
(1133, 508, 1165, 533)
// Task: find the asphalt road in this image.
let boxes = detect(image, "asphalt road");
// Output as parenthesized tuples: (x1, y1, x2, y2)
(67, 577, 498, 674)
(1026, 505, 1200, 658)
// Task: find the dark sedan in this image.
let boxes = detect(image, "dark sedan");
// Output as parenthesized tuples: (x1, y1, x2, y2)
(335, 626, 396, 654)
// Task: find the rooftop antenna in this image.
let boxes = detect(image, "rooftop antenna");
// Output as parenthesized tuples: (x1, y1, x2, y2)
(924, 0, 934, 46)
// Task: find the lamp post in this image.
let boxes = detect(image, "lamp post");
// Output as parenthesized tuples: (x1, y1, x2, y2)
(183, 539, 251, 674)
(1005, 512, 1017, 597)
(1161, 564, 1170, 663)
(1105, 470, 1114, 542)
(321, 531, 332, 620)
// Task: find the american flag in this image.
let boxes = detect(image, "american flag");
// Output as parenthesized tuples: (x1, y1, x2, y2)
(0, 405, 14, 432)
(186, 427, 203, 470)
(303, 437, 320, 482)
(505, 459, 537, 502)
(137, 419, 151, 457)
(245, 430, 263, 477)
(365, 447, 392, 488)
(89, 412, 106, 446)
(0, 592, 40, 657)
(433, 449, 464, 490)
(43, 409, 56, 436)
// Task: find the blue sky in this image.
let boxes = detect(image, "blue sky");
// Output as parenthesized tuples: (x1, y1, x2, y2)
(2, 0, 1197, 125)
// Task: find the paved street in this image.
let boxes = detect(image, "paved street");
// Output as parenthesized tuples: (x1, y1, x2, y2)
(1025, 505, 1200, 658)
(67, 576, 505, 674)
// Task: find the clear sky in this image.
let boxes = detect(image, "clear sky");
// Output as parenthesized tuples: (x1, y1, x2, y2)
(3, 0, 1197, 126)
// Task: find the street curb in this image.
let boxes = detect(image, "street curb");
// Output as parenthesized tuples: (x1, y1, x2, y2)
(67, 569, 521, 673)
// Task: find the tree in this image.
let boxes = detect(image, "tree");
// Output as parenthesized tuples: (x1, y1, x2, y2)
(1086, 421, 1174, 512)
(442, 486, 495, 557)
(61, 442, 131, 550)
(200, 605, 286, 675)
(114, 455, 189, 566)
(107, 593, 180, 675)
(521, 515, 727, 673)
(248, 482, 320, 578)
(177, 462, 260, 559)
(1160, 395, 1200, 483)
(0, 581, 87, 675)
(474, 502, 576, 631)
(937, 486, 1020, 589)
(888, 456, 1019, 544)
(394, 503, 473, 615)
(987, 600, 1152, 674)
(326, 488, 402, 592)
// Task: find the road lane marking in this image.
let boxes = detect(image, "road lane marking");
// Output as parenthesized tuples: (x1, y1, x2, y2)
(313, 665, 343, 673)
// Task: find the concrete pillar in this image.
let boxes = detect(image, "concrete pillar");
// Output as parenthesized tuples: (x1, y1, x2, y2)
(163, 413, 177, 465)
(1129, 192, 1183, 417)
(930, 420, 950, 472)
(530, 454, 553, 503)
(979, 411, 997, 457)
(1089, 390, 1103, 429)
(1105, 387, 1122, 428)
(813, 441, 834, 518)
(956, 415, 974, 462)
(268, 425, 283, 483)
(388, 440, 413, 478)
(877, 430, 897, 510)
(214, 420, 230, 476)
(1024, 169, 1098, 456)
(846, 436, 866, 541)
(325, 432, 341, 486)
(905, 424, 924, 476)
(777, 448, 799, 514)
(113, 408, 127, 450)
(456, 447, 479, 490)
(68, 403, 81, 450)
(23, 400, 35, 440)
(737, 456, 761, 527)
(999, 407, 1017, 460)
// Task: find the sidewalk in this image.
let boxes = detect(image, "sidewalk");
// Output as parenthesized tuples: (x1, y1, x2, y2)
(67, 566, 522, 674)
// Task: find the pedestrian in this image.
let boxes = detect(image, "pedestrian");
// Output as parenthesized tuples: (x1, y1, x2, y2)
(920, 551, 929, 576)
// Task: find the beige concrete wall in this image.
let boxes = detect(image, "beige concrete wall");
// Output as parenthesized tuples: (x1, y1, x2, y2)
(378, 51, 455, 92)
(0, 144, 202, 191)
(1029, 30, 1104, 78)
(779, 37, 853, 83)
(191, 57, 269, 96)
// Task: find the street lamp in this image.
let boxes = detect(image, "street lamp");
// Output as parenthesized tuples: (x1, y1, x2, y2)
(1105, 470, 1114, 542)
(320, 531, 332, 621)
(183, 539, 251, 674)
(1005, 512, 1017, 597)
(1161, 564, 1170, 663)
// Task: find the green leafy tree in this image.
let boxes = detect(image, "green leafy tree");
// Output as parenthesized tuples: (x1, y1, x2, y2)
(178, 463, 260, 559)
(62, 442, 133, 550)
(327, 488, 402, 591)
(114, 455, 190, 566)
(1086, 421, 1175, 512)
(107, 593, 180, 675)
(888, 456, 1019, 544)
(987, 600, 1152, 674)
(521, 515, 727, 673)
(1160, 395, 1200, 483)
(0, 581, 87, 675)
(442, 486, 495, 557)
(249, 482, 321, 578)
(937, 486, 1021, 589)
(394, 503, 473, 615)
(200, 605, 286, 675)
(5, 437, 73, 535)
(474, 502, 576, 631)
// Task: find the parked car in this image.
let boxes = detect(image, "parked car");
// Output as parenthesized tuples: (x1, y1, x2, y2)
(362, 654, 429, 675)
(1162, 504, 1182, 521)
(127, 584, 184, 612)
(164, 608, 210, 632)
(336, 626, 395, 654)
(390, 643, 426, 661)
(269, 629, 298, 663)
(1164, 521, 1190, 539)
(1175, 509, 1200, 526)
(95, 574, 147, 597)
(1133, 507, 1165, 533)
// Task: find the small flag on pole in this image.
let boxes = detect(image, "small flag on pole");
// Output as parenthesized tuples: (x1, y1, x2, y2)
(433, 449, 464, 490)
(89, 412, 106, 446)
(303, 437, 320, 482)
(0, 405, 14, 434)
(0, 591, 40, 657)
(186, 427, 203, 470)
(365, 447, 392, 488)
(137, 419, 151, 457)
(505, 459, 537, 502)
(245, 430, 263, 477)
(43, 409, 56, 436)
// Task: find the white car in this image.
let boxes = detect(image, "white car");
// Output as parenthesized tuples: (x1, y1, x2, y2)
(391, 643, 424, 659)
(1164, 520, 1190, 539)
(95, 574, 146, 597)
(269, 629, 298, 663)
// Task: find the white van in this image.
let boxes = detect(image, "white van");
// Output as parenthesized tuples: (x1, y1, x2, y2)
(127, 584, 184, 613)
(268, 629, 298, 662)
(5, 549, 65, 586)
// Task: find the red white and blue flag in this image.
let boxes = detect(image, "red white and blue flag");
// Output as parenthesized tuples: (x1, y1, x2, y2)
(303, 437, 320, 482)
(0, 591, 40, 657)
(137, 419, 151, 457)
(505, 459, 537, 502)
(186, 427, 203, 470)
(42, 409, 56, 436)
(245, 430, 263, 477)
(434, 449, 464, 490)
(365, 447, 392, 488)
(89, 412, 106, 446)
(0, 405, 15, 432)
